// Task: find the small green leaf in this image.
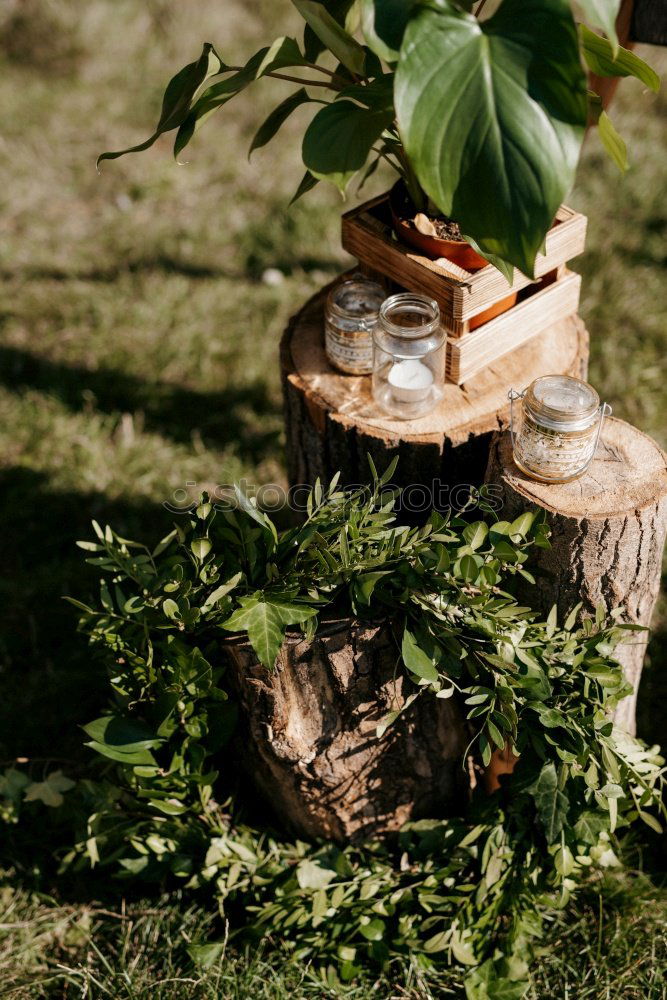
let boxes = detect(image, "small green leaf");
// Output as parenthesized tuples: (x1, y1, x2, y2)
(359, 918, 385, 941)
(463, 521, 488, 551)
(292, 0, 367, 75)
(191, 537, 212, 560)
(249, 88, 312, 156)
(401, 627, 439, 682)
(188, 941, 225, 969)
(296, 858, 337, 889)
(580, 25, 660, 91)
(597, 110, 628, 172)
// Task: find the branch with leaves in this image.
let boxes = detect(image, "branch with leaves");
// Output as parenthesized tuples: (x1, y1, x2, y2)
(5, 460, 663, 996)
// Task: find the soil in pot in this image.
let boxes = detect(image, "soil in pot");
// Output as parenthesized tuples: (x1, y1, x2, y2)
(389, 181, 517, 330)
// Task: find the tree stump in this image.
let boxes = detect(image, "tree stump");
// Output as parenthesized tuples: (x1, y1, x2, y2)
(281, 282, 589, 499)
(485, 418, 667, 734)
(224, 617, 469, 842)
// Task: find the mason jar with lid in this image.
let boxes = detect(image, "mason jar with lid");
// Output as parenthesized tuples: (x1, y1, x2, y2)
(324, 277, 385, 375)
(509, 375, 612, 483)
(372, 293, 445, 419)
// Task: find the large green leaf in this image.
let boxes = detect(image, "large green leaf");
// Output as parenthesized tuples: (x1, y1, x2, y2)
(395, 0, 587, 276)
(97, 43, 224, 166)
(292, 0, 367, 75)
(576, 0, 621, 51)
(302, 99, 393, 192)
(580, 24, 660, 90)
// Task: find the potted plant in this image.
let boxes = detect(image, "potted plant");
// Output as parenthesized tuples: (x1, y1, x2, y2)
(99, 0, 658, 283)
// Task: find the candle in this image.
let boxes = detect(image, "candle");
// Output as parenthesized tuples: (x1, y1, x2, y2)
(388, 359, 434, 402)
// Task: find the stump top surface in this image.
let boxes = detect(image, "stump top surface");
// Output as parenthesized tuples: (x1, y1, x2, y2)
(285, 283, 587, 445)
(493, 418, 667, 517)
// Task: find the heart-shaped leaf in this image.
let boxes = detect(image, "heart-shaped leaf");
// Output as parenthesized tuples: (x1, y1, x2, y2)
(302, 100, 394, 192)
(395, 0, 587, 276)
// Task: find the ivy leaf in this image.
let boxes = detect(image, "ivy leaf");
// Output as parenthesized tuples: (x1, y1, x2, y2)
(528, 762, 568, 842)
(98, 43, 225, 165)
(577, 0, 621, 51)
(222, 597, 315, 668)
(395, 0, 587, 276)
(580, 25, 660, 90)
(292, 0, 367, 75)
(401, 627, 439, 682)
(24, 770, 76, 808)
(302, 100, 394, 193)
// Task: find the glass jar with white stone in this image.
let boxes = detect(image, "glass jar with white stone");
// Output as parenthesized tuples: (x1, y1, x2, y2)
(372, 293, 445, 419)
(509, 375, 611, 483)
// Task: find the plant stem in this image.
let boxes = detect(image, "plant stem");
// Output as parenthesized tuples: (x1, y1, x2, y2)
(225, 68, 339, 90)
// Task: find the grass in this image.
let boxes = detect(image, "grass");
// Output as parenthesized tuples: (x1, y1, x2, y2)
(0, 1, 665, 995)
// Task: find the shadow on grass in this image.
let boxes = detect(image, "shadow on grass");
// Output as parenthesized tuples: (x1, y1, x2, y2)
(0, 345, 282, 462)
(0, 467, 177, 762)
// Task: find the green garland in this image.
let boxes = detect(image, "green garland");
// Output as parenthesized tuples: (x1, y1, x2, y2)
(3, 462, 664, 998)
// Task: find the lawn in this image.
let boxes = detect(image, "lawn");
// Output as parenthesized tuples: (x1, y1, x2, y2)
(0, 1, 665, 996)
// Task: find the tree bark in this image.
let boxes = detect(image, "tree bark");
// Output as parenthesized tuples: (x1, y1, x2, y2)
(224, 617, 470, 842)
(485, 419, 667, 735)
(281, 283, 589, 502)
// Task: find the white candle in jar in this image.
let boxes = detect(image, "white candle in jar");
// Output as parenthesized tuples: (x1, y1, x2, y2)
(387, 358, 434, 402)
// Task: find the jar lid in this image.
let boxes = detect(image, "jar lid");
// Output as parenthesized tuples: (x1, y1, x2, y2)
(524, 375, 600, 430)
(327, 277, 385, 323)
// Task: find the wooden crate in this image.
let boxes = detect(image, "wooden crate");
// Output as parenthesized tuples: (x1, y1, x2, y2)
(446, 270, 582, 384)
(341, 193, 587, 336)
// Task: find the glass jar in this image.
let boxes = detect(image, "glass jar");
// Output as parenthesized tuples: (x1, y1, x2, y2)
(509, 375, 612, 483)
(325, 277, 385, 375)
(372, 293, 445, 419)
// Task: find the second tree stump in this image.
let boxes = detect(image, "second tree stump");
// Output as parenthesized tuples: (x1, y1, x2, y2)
(485, 418, 667, 734)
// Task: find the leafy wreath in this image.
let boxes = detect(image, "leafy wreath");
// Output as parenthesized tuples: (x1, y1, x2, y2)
(4, 461, 664, 998)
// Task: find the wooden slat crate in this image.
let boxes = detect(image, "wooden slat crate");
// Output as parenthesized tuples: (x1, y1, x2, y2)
(341, 193, 587, 336)
(446, 270, 582, 384)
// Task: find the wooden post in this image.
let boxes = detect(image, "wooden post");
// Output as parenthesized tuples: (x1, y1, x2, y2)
(485, 419, 667, 735)
(281, 283, 589, 498)
(224, 618, 469, 842)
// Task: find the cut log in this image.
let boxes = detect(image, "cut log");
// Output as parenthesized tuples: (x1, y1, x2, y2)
(485, 418, 667, 734)
(224, 617, 469, 842)
(281, 283, 589, 499)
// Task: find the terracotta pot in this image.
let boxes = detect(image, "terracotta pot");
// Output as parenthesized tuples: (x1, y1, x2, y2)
(388, 182, 517, 330)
